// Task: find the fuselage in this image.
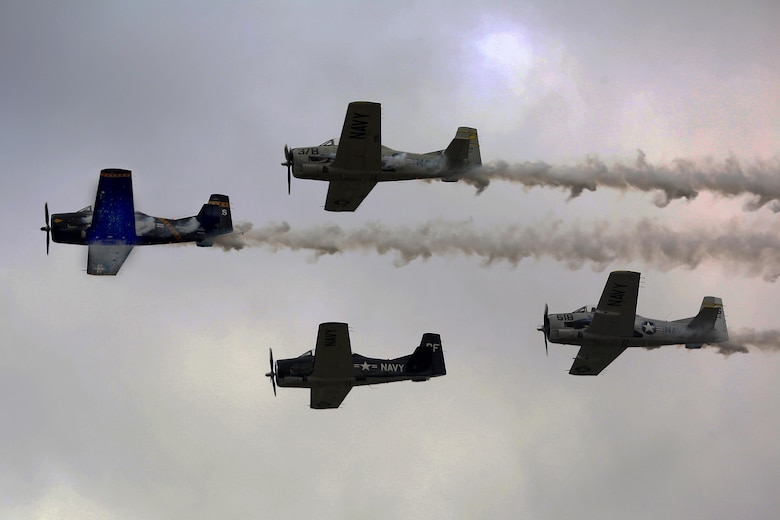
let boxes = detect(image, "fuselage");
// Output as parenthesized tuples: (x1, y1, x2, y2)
(289, 140, 459, 182)
(546, 305, 721, 348)
(50, 208, 216, 246)
(275, 351, 435, 388)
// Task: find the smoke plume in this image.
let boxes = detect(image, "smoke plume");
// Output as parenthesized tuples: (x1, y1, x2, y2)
(461, 152, 780, 211)
(215, 219, 780, 281)
(720, 329, 780, 354)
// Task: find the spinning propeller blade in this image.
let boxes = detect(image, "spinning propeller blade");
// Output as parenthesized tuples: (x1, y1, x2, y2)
(537, 303, 550, 356)
(265, 348, 277, 396)
(40, 203, 51, 255)
(281, 145, 293, 195)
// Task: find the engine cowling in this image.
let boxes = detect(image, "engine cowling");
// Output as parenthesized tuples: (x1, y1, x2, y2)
(551, 329, 584, 341)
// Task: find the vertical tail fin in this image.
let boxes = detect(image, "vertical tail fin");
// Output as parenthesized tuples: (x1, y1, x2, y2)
(196, 194, 232, 245)
(686, 297, 728, 345)
(709, 297, 728, 342)
(442, 127, 481, 180)
(455, 127, 481, 167)
(407, 333, 446, 377)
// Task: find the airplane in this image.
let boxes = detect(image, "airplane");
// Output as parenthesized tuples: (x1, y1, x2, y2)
(538, 270, 729, 375)
(40, 168, 233, 275)
(265, 322, 447, 409)
(281, 101, 481, 211)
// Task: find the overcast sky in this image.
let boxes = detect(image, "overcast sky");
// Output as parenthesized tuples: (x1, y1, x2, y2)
(2, 1, 779, 518)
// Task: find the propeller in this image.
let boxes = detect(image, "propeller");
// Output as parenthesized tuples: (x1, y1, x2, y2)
(40, 203, 51, 255)
(265, 348, 277, 396)
(281, 144, 294, 194)
(536, 303, 551, 356)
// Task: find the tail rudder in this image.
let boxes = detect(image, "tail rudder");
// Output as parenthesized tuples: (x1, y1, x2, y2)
(407, 333, 446, 377)
(455, 127, 481, 167)
(195, 195, 232, 246)
(710, 297, 728, 342)
(442, 127, 480, 180)
(687, 297, 728, 343)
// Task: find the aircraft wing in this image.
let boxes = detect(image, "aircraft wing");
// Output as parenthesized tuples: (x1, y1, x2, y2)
(311, 382, 353, 409)
(87, 244, 134, 275)
(309, 322, 355, 408)
(324, 180, 377, 211)
(87, 169, 136, 275)
(311, 322, 354, 379)
(331, 101, 382, 172)
(569, 343, 628, 375)
(587, 271, 640, 337)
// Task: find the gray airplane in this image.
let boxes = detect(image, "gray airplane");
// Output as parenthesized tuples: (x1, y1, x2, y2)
(40, 169, 233, 275)
(538, 271, 729, 375)
(265, 322, 447, 409)
(281, 101, 481, 211)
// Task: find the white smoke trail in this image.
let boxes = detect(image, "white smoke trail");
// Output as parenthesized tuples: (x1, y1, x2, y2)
(703, 342, 748, 356)
(720, 328, 780, 354)
(644, 342, 749, 355)
(461, 152, 780, 211)
(215, 219, 780, 282)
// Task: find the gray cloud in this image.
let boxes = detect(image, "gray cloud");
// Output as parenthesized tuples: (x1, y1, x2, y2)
(462, 152, 780, 210)
(5, 1, 780, 518)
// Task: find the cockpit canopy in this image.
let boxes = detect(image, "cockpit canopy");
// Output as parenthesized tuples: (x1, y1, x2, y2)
(297, 350, 313, 358)
(572, 305, 597, 314)
(319, 138, 339, 147)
